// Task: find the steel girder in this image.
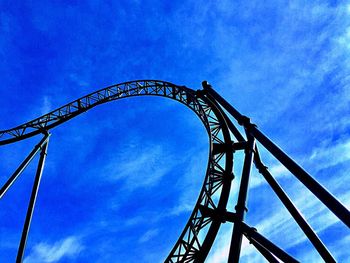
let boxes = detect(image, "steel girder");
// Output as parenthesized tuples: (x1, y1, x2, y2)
(0, 80, 349, 263)
(0, 80, 235, 262)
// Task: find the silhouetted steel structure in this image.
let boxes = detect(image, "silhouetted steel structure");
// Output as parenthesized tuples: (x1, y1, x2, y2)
(0, 80, 349, 262)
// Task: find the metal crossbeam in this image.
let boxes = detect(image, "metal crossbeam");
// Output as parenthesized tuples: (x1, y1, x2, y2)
(0, 80, 348, 262)
(203, 81, 350, 229)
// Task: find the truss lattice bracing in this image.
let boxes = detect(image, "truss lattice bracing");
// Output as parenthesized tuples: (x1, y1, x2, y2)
(0, 80, 349, 262)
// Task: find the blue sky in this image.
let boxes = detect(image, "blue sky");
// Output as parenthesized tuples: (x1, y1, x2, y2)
(0, 0, 349, 262)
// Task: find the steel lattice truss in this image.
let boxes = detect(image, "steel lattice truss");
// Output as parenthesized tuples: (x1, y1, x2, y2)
(0, 80, 349, 263)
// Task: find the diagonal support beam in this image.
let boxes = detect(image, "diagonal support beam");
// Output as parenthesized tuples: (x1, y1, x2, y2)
(246, 127, 350, 228)
(214, 103, 246, 143)
(247, 237, 279, 263)
(203, 81, 350, 228)
(204, 83, 337, 262)
(240, 223, 299, 263)
(254, 147, 336, 263)
(225, 212, 299, 262)
(16, 137, 49, 263)
(0, 134, 50, 199)
(198, 206, 299, 262)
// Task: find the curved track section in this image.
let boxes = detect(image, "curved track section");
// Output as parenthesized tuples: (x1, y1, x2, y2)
(0, 80, 234, 262)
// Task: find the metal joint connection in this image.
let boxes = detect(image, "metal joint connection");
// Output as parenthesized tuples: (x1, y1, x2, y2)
(235, 204, 248, 213)
(232, 141, 247, 151)
(198, 205, 227, 223)
(0, 80, 347, 263)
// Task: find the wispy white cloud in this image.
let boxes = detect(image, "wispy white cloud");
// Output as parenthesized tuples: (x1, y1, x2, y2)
(138, 228, 159, 243)
(257, 190, 344, 249)
(1, 1, 348, 262)
(249, 163, 290, 189)
(201, 0, 350, 143)
(207, 137, 350, 261)
(309, 138, 350, 171)
(169, 147, 207, 215)
(102, 143, 178, 191)
(207, 225, 266, 263)
(40, 96, 52, 115)
(23, 236, 83, 263)
(208, 181, 349, 261)
(248, 136, 350, 194)
(205, 227, 232, 263)
(329, 234, 350, 262)
(206, 193, 341, 262)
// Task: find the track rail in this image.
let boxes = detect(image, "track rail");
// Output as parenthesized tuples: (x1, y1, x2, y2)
(0, 80, 193, 145)
(2, 80, 348, 262)
(0, 80, 235, 262)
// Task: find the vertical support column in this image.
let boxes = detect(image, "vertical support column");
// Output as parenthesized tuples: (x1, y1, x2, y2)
(254, 148, 335, 262)
(16, 138, 49, 263)
(203, 81, 350, 228)
(0, 135, 50, 199)
(228, 134, 255, 263)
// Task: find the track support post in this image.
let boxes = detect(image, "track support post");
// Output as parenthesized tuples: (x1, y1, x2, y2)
(0, 134, 50, 199)
(16, 137, 49, 263)
(202, 81, 350, 228)
(228, 134, 255, 262)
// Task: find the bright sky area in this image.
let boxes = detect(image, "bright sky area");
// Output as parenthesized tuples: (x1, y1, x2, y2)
(0, 1, 349, 262)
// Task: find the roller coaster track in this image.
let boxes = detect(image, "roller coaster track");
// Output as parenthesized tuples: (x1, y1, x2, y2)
(0, 80, 349, 262)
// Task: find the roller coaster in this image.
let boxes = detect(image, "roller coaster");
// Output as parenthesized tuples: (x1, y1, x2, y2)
(0, 80, 349, 262)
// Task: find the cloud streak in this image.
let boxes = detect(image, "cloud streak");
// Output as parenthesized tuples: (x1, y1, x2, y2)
(24, 236, 83, 263)
(0, 0, 348, 262)
(101, 143, 178, 191)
